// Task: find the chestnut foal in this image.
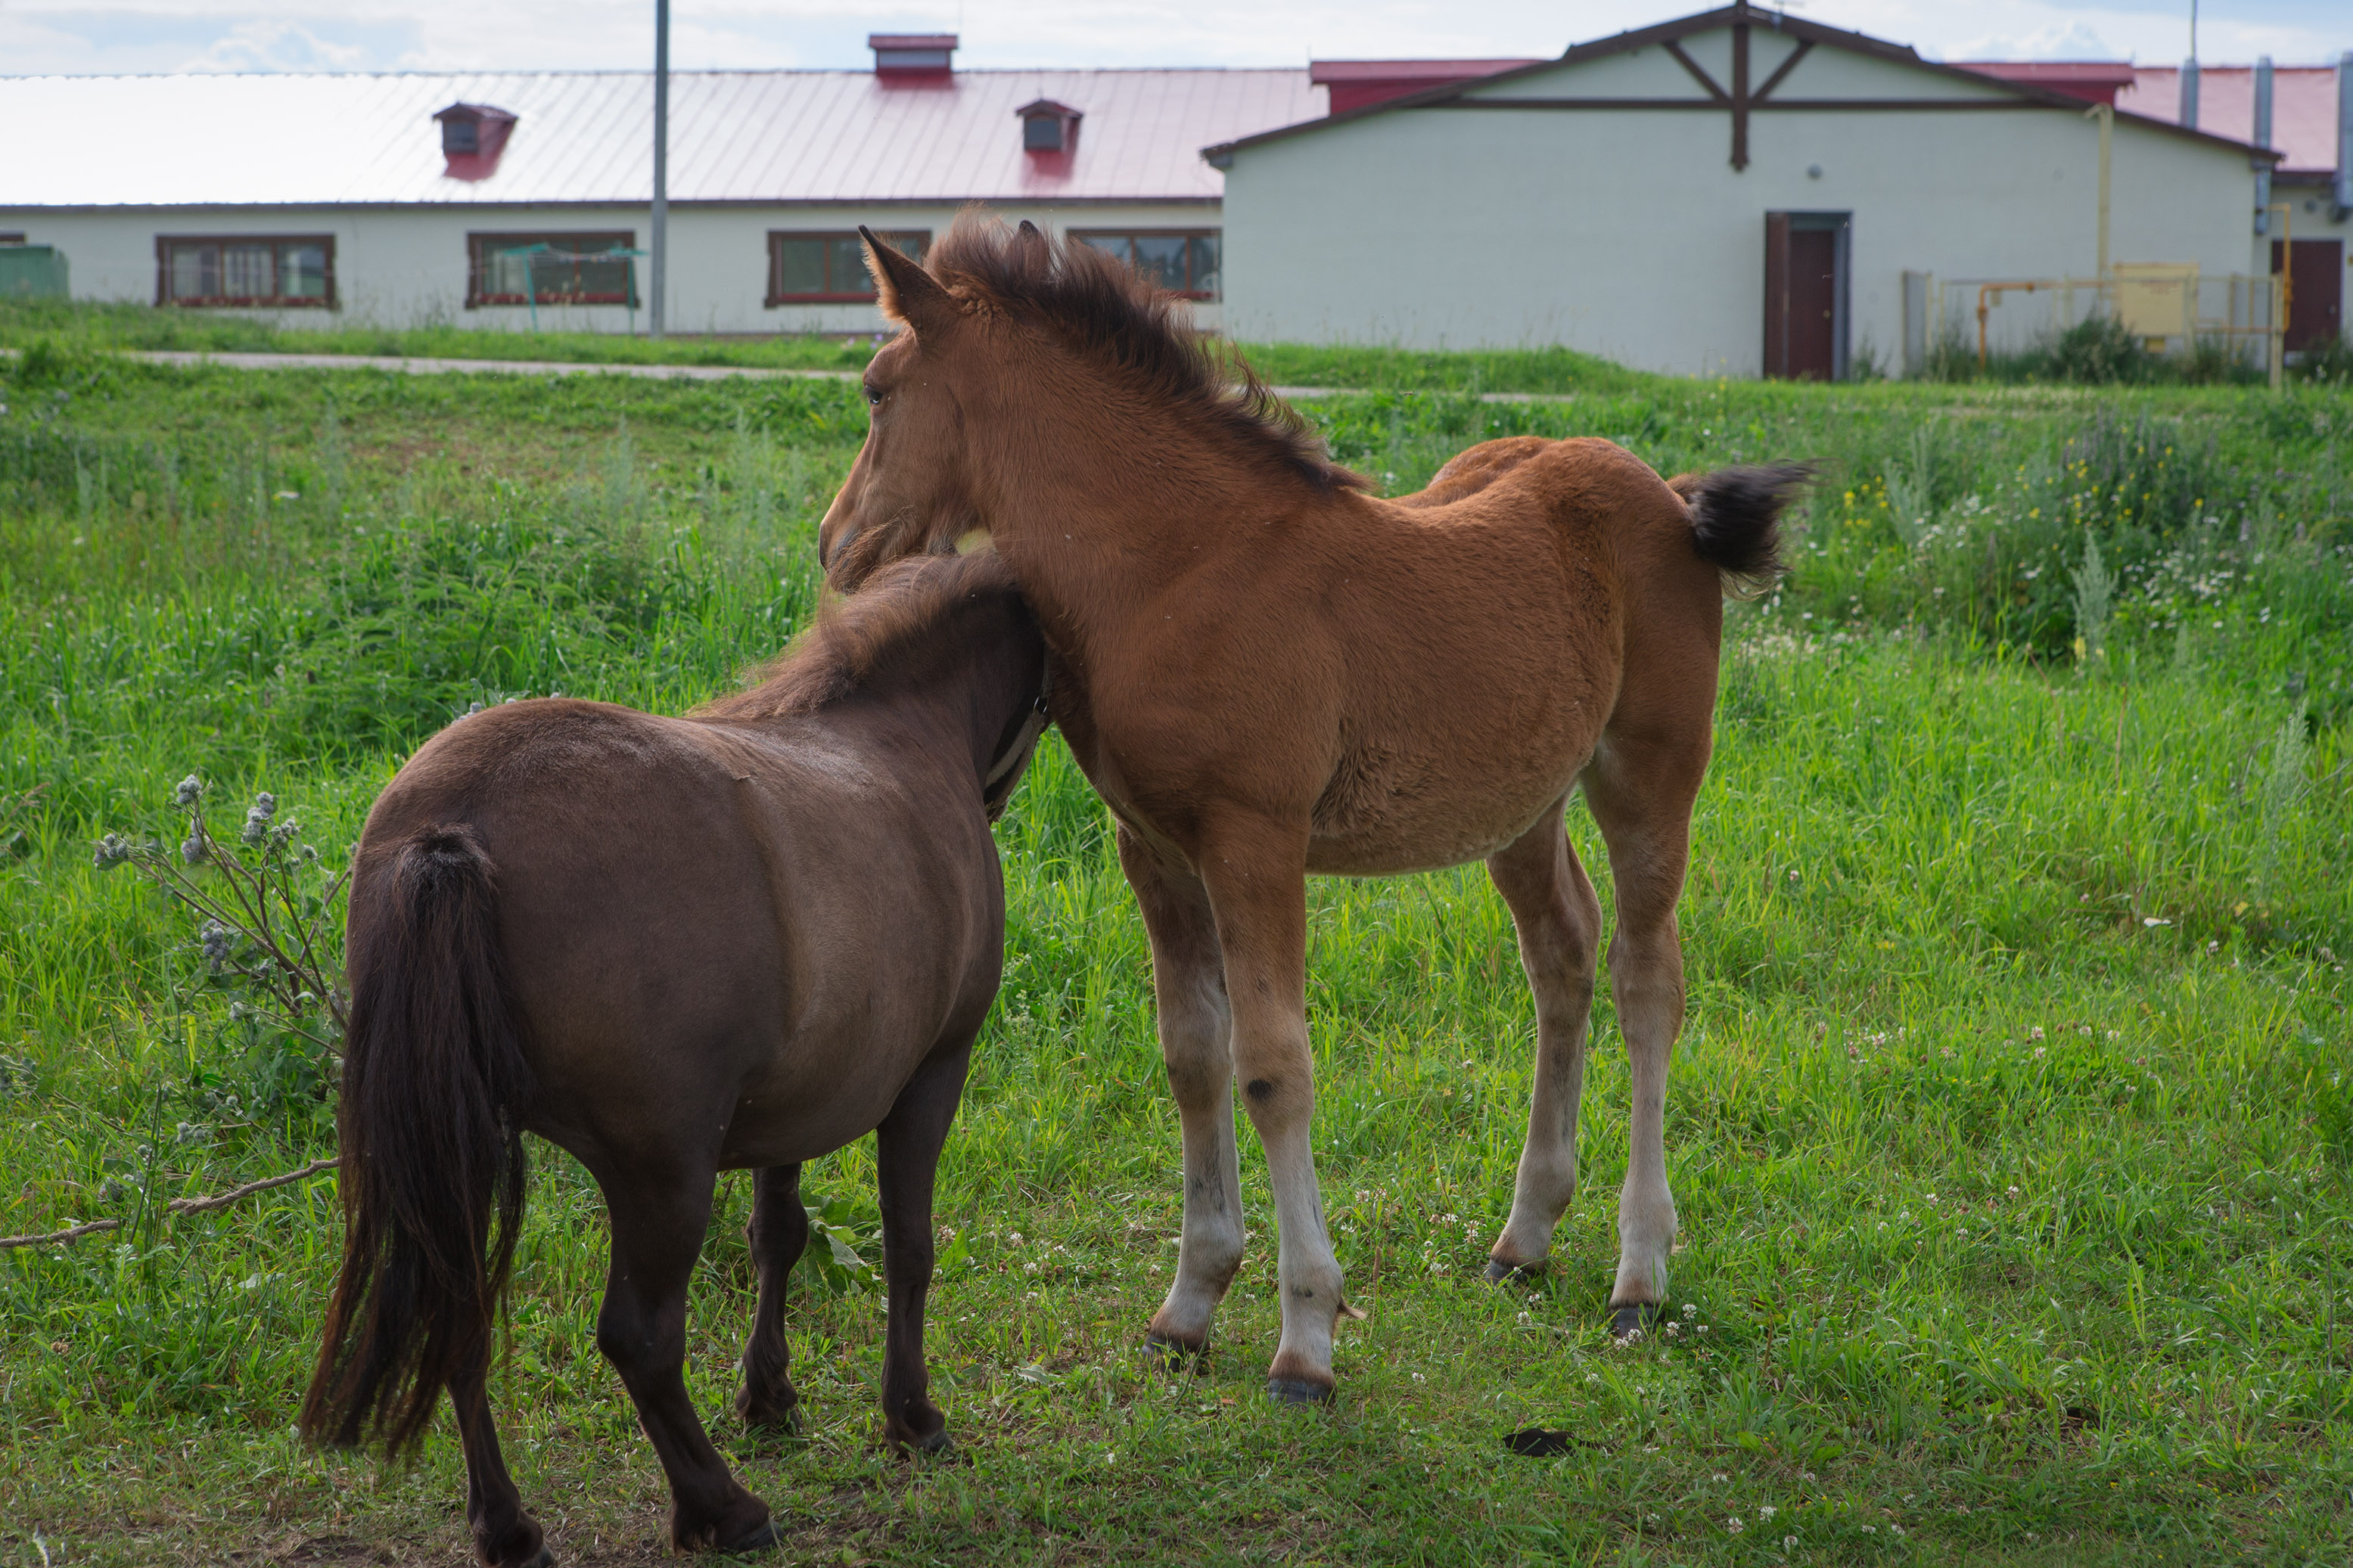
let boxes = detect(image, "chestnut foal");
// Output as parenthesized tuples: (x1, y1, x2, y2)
(301, 552, 1048, 1565)
(822, 216, 1806, 1403)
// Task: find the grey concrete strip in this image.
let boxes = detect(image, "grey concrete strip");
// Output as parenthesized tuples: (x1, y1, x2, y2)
(17, 347, 1574, 402)
(1271, 384, 1567, 403)
(120, 349, 856, 381)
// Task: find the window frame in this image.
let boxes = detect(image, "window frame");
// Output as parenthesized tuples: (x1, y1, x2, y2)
(1068, 228, 1221, 301)
(154, 234, 338, 309)
(765, 230, 931, 306)
(465, 231, 639, 309)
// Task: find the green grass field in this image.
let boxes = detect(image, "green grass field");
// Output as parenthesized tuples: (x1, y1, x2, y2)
(2, 338, 2350, 1566)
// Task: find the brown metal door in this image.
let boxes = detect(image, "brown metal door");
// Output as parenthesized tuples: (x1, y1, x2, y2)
(1786, 228, 1838, 380)
(1763, 213, 1792, 376)
(2272, 239, 2344, 352)
(1764, 213, 1845, 380)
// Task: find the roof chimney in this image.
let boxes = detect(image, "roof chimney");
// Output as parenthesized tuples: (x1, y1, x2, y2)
(870, 33, 956, 76)
(433, 103, 518, 182)
(1017, 98, 1081, 154)
(2178, 58, 2199, 129)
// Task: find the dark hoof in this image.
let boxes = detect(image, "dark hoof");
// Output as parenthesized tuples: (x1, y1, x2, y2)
(1267, 1377, 1335, 1406)
(1485, 1257, 1546, 1285)
(741, 1401, 803, 1439)
(715, 1518, 781, 1556)
(885, 1412, 954, 1455)
(1142, 1332, 1208, 1370)
(1609, 1303, 1662, 1340)
(1503, 1428, 1582, 1458)
(475, 1519, 553, 1568)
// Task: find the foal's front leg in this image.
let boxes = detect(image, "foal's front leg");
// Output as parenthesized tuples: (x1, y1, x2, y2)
(1117, 826, 1245, 1358)
(874, 1039, 974, 1452)
(1194, 817, 1351, 1402)
(737, 1163, 809, 1433)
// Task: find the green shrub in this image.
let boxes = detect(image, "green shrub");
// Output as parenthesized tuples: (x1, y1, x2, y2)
(2039, 313, 2148, 385)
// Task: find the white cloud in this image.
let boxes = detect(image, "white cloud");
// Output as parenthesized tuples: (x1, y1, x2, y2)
(1948, 23, 2118, 63)
(180, 20, 375, 72)
(0, 1, 2339, 77)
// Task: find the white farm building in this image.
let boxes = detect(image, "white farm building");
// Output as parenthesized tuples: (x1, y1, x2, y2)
(2, 8, 2348, 378)
(1207, 5, 2350, 376)
(0, 35, 1319, 337)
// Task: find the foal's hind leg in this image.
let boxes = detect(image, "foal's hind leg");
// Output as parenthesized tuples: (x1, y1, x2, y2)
(1583, 732, 1707, 1337)
(736, 1163, 809, 1434)
(449, 1334, 552, 1567)
(874, 1038, 974, 1453)
(595, 1169, 775, 1553)
(1117, 825, 1245, 1358)
(1483, 797, 1604, 1281)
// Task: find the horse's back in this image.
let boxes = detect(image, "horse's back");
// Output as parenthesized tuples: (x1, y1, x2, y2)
(1295, 439, 1714, 871)
(356, 698, 1004, 1168)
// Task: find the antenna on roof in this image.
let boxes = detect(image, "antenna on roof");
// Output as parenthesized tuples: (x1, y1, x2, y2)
(651, 0, 670, 340)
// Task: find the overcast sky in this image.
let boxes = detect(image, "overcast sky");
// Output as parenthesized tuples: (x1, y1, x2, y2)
(2, 1, 2344, 77)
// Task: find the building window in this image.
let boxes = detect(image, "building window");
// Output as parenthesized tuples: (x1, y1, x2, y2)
(467, 232, 638, 308)
(1072, 231, 1220, 300)
(766, 231, 929, 305)
(156, 236, 336, 308)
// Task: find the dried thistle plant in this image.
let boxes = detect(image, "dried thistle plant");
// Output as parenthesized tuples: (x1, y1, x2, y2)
(93, 774, 350, 1057)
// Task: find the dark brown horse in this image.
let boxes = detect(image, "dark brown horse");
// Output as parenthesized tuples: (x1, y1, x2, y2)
(821, 216, 1806, 1402)
(300, 551, 1048, 1566)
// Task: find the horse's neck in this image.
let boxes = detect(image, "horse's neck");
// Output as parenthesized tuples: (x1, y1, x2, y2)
(880, 616, 1041, 783)
(977, 405, 1310, 644)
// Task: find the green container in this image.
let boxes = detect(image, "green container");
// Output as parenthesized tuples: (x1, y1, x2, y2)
(0, 245, 69, 300)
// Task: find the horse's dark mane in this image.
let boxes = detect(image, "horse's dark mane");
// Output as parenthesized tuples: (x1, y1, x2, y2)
(700, 550, 1024, 720)
(924, 213, 1366, 495)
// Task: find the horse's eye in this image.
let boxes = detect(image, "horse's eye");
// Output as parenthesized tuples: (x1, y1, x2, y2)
(864, 385, 883, 407)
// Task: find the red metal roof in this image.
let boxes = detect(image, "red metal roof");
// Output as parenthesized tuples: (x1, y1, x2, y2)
(0, 68, 1324, 209)
(2113, 65, 2341, 175)
(1953, 61, 2140, 107)
(1310, 58, 1540, 116)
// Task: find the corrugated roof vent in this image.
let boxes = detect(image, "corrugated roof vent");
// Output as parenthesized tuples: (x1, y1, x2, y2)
(1018, 98, 1081, 153)
(434, 103, 517, 182)
(871, 33, 956, 76)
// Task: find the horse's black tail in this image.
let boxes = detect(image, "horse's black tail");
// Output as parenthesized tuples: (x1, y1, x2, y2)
(1681, 462, 1811, 599)
(300, 824, 534, 1457)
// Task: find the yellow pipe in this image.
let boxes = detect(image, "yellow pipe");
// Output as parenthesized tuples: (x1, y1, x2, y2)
(2268, 202, 2292, 390)
(2087, 103, 2113, 281)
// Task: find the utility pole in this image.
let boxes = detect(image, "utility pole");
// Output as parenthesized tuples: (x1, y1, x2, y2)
(651, 0, 670, 338)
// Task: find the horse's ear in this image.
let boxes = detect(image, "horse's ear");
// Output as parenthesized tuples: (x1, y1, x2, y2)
(860, 227, 955, 334)
(1017, 219, 1042, 238)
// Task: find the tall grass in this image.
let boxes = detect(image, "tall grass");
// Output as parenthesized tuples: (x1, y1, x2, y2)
(2, 352, 2348, 1564)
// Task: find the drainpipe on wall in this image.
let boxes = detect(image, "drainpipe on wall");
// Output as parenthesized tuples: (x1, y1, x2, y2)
(2088, 103, 2113, 281)
(2335, 51, 2352, 222)
(2179, 58, 2199, 129)
(2252, 55, 2273, 234)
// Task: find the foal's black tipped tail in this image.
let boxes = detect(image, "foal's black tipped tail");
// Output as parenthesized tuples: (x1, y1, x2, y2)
(300, 824, 534, 1458)
(1683, 462, 1812, 599)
